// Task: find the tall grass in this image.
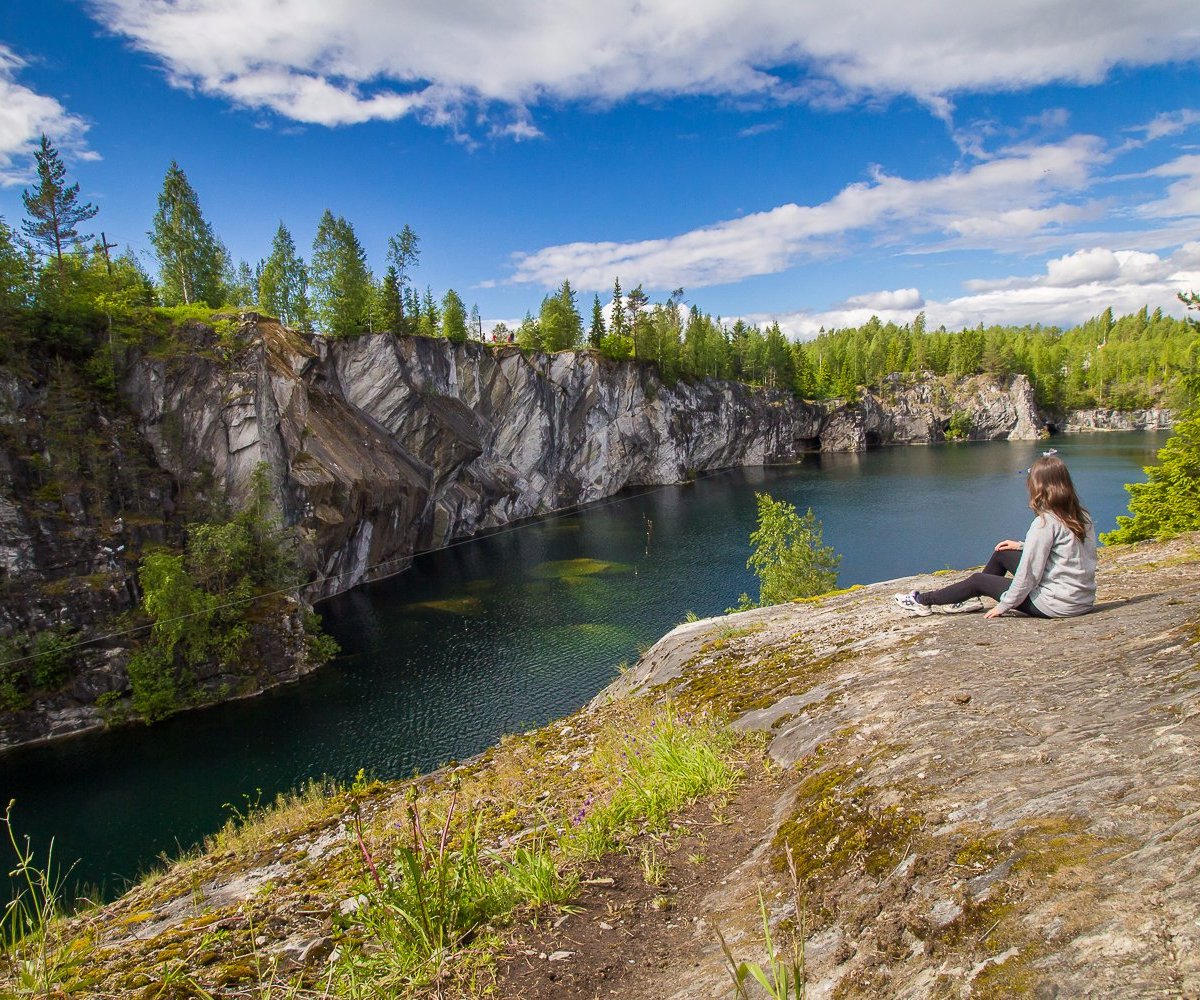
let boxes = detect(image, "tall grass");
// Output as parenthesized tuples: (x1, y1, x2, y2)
(335, 706, 742, 993)
(1, 801, 72, 996)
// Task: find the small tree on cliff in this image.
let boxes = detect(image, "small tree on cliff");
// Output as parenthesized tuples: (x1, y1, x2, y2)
(1102, 292, 1200, 544)
(441, 288, 468, 342)
(259, 222, 310, 330)
(21, 135, 99, 295)
(734, 493, 840, 609)
(150, 162, 228, 307)
(309, 210, 372, 336)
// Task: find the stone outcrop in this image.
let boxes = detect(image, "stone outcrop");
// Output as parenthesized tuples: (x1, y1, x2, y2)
(120, 318, 1049, 600)
(820, 372, 1045, 450)
(1062, 407, 1174, 432)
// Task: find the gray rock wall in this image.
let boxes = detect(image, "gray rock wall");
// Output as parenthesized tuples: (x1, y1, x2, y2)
(121, 319, 1050, 600)
(1063, 407, 1174, 431)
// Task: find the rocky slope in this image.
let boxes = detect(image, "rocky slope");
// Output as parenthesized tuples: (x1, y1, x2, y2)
(16, 532, 1197, 998)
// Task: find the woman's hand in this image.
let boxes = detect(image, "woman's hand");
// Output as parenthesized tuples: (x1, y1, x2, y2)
(984, 606, 1005, 619)
(994, 539, 1023, 551)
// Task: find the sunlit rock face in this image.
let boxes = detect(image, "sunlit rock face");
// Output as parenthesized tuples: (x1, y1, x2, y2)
(122, 318, 1048, 598)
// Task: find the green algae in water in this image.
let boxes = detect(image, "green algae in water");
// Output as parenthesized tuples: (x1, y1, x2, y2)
(531, 558, 630, 582)
(404, 596, 485, 616)
(465, 579, 497, 594)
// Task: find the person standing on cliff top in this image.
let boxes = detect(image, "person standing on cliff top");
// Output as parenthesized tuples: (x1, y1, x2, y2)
(893, 454, 1097, 619)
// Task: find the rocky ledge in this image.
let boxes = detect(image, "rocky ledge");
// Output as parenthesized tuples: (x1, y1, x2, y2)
(20, 532, 1197, 998)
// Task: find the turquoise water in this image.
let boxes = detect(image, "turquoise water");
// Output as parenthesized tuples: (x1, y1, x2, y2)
(0, 432, 1168, 899)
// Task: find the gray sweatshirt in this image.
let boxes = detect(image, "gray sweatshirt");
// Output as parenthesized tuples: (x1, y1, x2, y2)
(998, 512, 1097, 617)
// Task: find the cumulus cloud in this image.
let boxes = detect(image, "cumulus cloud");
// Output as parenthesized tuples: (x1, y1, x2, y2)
(769, 242, 1200, 339)
(509, 135, 1109, 290)
(86, 0, 1200, 134)
(844, 288, 925, 310)
(0, 46, 95, 186)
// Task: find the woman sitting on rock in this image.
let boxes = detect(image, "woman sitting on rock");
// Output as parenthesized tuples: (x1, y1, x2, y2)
(894, 454, 1097, 619)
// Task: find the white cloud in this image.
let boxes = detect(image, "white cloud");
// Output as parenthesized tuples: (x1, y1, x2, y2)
(845, 288, 925, 310)
(1138, 154, 1200, 219)
(509, 135, 1109, 291)
(770, 242, 1200, 339)
(0, 46, 95, 186)
(87, 0, 1200, 133)
(1134, 109, 1200, 143)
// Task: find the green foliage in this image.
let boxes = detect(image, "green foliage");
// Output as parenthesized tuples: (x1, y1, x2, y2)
(1102, 296, 1200, 544)
(257, 222, 309, 330)
(0, 626, 79, 711)
(0, 215, 34, 316)
(29, 629, 75, 690)
(386, 225, 420, 332)
(745, 493, 840, 607)
(588, 293, 606, 347)
(441, 288, 468, 342)
(539, 279, 583, 352)
(2, 803, 73, 993)
(718, 846, 806, 999)
(416, 286, 440, 338)
(128, 464, 310, 722)
(21, 135, 98, 295)
(338, 784, 566, 990)
(150, 162, 228, 307)
(309, 210, 372, 336)
(945, 409, 974, 441)
(561, 708, 740, 862)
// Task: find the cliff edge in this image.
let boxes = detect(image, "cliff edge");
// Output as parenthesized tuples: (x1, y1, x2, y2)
(13, 532, 1197, 998)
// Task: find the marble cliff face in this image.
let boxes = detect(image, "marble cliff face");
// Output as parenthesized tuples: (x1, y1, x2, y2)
(120, 317, 1053, 599)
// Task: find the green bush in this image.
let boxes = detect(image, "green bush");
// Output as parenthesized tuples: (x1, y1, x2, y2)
(945, 409, 973, 441)
(742, 493, 840, 607)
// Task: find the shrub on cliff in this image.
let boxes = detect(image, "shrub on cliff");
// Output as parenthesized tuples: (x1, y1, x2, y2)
(1102, 293, 1200, 545)
(733, 493, 840, 609)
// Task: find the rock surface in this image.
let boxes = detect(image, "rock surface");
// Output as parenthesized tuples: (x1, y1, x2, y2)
(22, 533, 1198, 998)
(598, 533, 1200, 997)
(1063, 407, 1175, 432)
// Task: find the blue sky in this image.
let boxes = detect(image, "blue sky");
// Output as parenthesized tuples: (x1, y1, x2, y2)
(1, 0, 1198, 338)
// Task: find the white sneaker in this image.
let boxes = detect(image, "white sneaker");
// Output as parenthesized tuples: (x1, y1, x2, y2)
(943, 597, 983, 614)
(893, 591, 931, 616)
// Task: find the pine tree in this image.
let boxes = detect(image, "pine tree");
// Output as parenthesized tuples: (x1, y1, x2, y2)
(539, 279, 583, 351)
(589, 293, 606, 348)
(259, 223, 310, 330)
(150, 162, 227, 307)
(309, 210, 371, 336)
(442, 288, 467, 342)
(417, 286, 440, 338)
(1102, 293, 1200, 544)
(0, 216, 33, 313)
(21, 135, 98, 293)
(610, 277, 626, 338)
(380, 266, 403, 335)
(386, 225, 420, 334)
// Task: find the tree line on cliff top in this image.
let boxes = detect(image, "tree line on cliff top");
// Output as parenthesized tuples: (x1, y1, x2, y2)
(1, 137, 1196, 414)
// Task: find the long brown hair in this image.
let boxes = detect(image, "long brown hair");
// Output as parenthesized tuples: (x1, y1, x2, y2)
(1026, 455, 1090, 540)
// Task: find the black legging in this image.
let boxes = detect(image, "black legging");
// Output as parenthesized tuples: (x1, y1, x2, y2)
(918, 548, 1049, 617)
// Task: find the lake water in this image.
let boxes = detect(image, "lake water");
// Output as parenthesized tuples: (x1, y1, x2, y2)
(0, 431, 1168, 899)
